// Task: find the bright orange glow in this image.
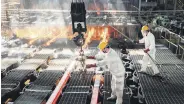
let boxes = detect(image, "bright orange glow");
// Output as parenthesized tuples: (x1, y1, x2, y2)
(13, 25, 118, 46)
(101, 27, 109, 42)
(44, 37, 57, 46)
(43, 26, 70, 46)
(28, 38, 39, 45)
(83, 27, 95, 49)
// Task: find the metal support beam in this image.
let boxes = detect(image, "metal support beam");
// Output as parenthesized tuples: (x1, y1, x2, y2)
(174, 0, 177, 15)
(138, 0, 142, 20)
(139, 0, 142, 13)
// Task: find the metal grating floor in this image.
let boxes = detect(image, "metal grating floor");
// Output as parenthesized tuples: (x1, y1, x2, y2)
(26, 70, 63, 90)
(64, 86, 90, 93)
(58, 93, 88, 104)
(1, 70, 33, 85)
(104, 71, 111, 90)
(130, 48, 184, 104)
(68, 71, 94, 86)
(58, 72, 94, 104)
(103, 72, 130, 104)
(134, 64, 184, 104)
(14, 91, 49, 104)
(1, 89, 11, 98)
(130, 49, 184, 65)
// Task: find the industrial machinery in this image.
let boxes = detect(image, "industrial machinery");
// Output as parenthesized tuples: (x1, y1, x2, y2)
(1, 0, 184, 104)
(71, 0, 87, 47)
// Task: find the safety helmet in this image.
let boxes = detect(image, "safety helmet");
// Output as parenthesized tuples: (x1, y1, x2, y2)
(141, 25, 149, 31)
(98, 41, 108, 51)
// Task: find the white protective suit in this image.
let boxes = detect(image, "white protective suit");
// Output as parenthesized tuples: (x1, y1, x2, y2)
(95, 48, 125, 104)
(139, 32, 159, 75)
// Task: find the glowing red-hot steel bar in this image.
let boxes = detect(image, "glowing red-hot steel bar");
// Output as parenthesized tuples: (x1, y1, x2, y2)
(90, 74, 102, 104)
(46, 61, 76, 104)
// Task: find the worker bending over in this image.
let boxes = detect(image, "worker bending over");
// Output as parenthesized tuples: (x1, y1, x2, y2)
(86, 41, 125, 104)
(138, 25, 160, 75)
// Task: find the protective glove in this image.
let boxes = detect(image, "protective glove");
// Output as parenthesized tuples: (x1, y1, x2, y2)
(144, 48, 150, 53)
(86, 64, 97, 68)
(86, 56, 96, 59)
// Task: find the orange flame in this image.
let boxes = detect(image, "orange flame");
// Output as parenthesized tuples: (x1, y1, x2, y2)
(13, 25, 116, 46)
(101, 27, 109, 42)
(43, 26, 70, 46)
(44, 37, 57, 46)
(82, 27, 95, 49)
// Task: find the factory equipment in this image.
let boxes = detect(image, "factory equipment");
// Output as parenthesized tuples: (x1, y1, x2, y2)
(71, 0, 87, 47)
(1, 70, 36, 104)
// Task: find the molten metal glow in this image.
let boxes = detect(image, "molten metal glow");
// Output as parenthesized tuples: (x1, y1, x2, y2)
(83, 27, 95, 49)
(13, 25, 116, 46)
(44, 37, 57, 46)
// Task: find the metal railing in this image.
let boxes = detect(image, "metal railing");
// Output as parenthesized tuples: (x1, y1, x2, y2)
(153, 26, 184, 61)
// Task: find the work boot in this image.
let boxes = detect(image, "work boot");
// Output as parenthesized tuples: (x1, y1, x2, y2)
(116, 98, 123, 104)
(152, 73, 160, 77)
(107, 95, 116, 100)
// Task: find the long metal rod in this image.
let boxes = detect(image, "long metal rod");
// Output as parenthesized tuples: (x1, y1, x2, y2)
(146, 52, 158, 65)
(46, 60, 76, 104)
(174, 0, 177, 15)
(105, 21, 134, 42)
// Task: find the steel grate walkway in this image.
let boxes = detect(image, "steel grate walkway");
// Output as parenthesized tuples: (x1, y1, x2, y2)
(103, 72, 130, 104)
(68, 71, 94, 86)
(26, 70, 63, 90)
(1, 70, 33, 85)
(134, 64, 184, 104)
(14, 70, 63, 103)
(130, 48, 184, 104)
(58, 93, 88, 104)
(14, 91, 49, 104)
(58, 71, 94, 104)
(130, 49, 184, 65)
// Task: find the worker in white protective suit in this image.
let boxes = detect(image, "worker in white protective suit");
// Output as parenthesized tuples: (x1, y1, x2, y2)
(86, 41, 125, 104)
(138, 25, 160, 75)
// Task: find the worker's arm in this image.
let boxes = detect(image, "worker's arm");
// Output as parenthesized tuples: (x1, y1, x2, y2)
(87, 52, 105, 60)
(139, 38, 145, 43)
(96, 59, 107, 67)
(86, 58, 107, 68)
(86, 52, 105, 60)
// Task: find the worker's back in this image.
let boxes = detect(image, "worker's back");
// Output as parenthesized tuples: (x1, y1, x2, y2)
(105, 48, 125, 77)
